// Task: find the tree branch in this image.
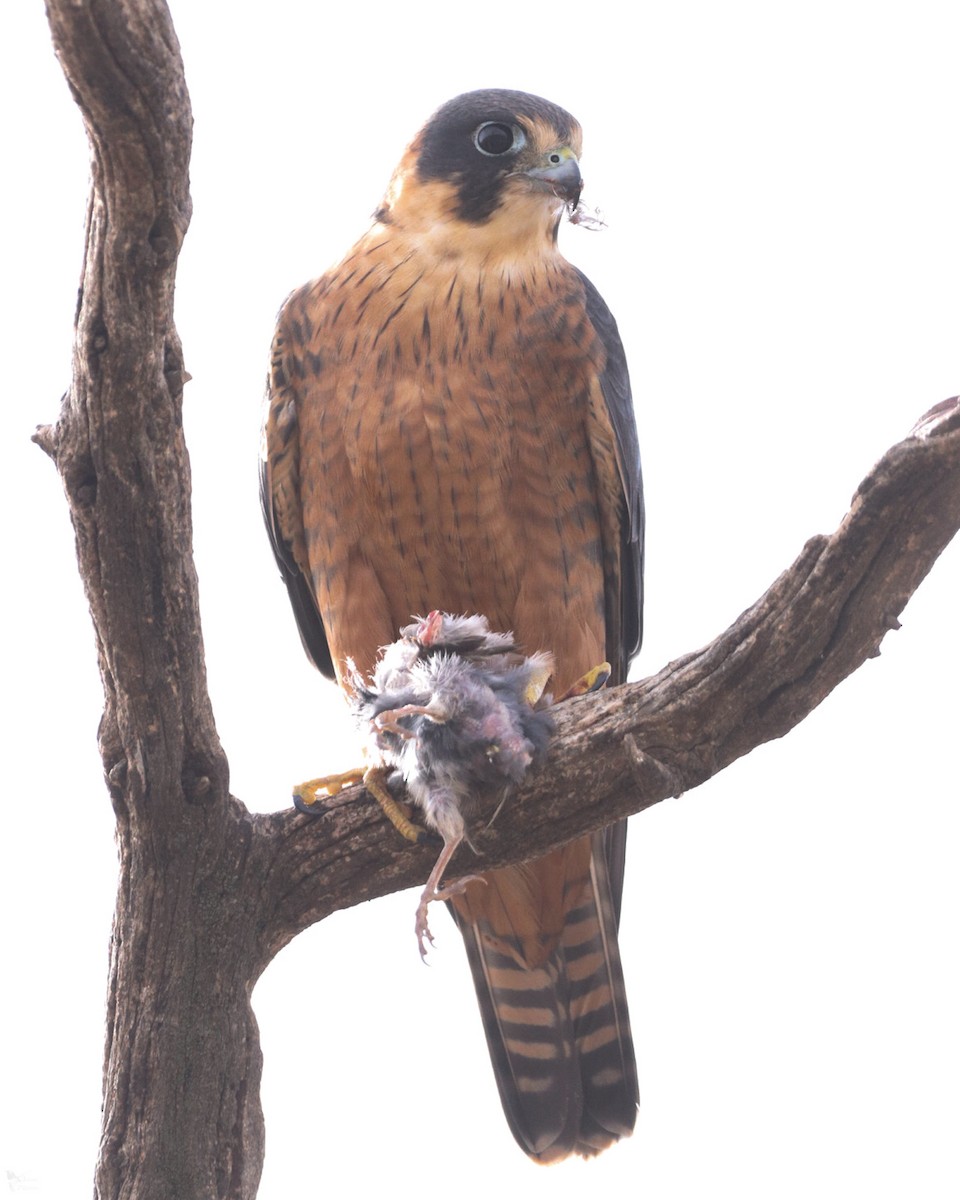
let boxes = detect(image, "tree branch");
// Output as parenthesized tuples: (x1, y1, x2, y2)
(257, 396, 960, 953)
(43, 0, 221, 826)
(43, 5, 259, 1197)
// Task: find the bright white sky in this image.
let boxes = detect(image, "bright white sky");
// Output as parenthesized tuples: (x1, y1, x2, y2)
(2, 2, 958, 1197)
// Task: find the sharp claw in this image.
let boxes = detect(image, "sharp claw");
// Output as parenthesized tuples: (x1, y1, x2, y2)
(293, 792, 323, 815)
(415, 874, 486, 958)
(558, 661, 612, 700)
(416, 902, 437, 960)
(292, 768, 366, 811)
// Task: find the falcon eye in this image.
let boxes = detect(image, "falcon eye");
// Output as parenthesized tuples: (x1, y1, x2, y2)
(473, 121, 524, 157)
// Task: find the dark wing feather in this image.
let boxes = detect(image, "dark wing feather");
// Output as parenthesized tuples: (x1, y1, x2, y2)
(583, 272, 643, 1137)
(577, 268, 645, 675)
(567, 830, 638, 1149)
(261, 497, 335, 678)
(260, 351, 336, 680)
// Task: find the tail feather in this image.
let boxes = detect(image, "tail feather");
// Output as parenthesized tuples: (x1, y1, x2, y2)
(566, 833, 638, 1152)
(449, 824, 637, 1162)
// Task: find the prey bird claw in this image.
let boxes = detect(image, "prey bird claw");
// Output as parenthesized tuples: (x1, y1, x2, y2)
(416, 871, 486, 960)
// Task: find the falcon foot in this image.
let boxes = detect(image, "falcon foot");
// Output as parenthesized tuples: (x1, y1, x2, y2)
(293, 767, 437, 845)
(293, 768, 366, 813)
(363, 766, 438, 846)
(416, 872, 486, 960)
(558, 661, 612, 700)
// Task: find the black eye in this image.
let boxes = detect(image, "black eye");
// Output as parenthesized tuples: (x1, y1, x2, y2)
(473, 121, 523, 156)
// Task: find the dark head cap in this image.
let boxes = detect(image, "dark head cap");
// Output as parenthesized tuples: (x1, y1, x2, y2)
(411, 89, 583, 223)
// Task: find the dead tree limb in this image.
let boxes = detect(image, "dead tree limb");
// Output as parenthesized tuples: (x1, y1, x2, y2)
(40, 0, 959, 1196)
(42, 3, 258, 1197)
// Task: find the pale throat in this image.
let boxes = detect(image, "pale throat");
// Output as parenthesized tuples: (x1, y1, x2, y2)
(381, 176, 566, 273)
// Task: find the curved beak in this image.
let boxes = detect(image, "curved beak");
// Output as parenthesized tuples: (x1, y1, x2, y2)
(522, 149, 582, 204)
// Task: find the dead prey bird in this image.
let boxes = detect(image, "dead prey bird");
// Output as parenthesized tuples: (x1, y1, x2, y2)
(349, 612, 555, 957)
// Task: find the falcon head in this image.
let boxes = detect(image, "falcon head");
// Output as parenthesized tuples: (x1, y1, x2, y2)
(377, 89, 586, 252)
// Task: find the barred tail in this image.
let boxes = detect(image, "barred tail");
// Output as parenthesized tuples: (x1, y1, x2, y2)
(449, 824, 637, 1161)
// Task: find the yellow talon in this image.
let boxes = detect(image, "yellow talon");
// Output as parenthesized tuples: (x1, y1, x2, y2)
(522, 658, 555, 706)
(293, 765, 436, 846)
(293, 767, 366, 807)
(558, 661, 612, 700)
(363, 767, 436, 846)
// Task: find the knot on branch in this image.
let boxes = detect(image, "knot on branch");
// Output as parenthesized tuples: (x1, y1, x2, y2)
(910, 394, 960, 439)
(149, 213, 183, 266)
(32, 422, 60, 460)
(622, 734, 684, 805)
(163, 342, 191, 403)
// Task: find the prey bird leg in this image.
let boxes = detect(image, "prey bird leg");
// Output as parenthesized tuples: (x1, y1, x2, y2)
(374, 700, 449, 738)
(415, 832, 485, 959)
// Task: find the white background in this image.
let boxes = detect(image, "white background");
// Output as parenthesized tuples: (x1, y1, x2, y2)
(2, 2, 958, 1197)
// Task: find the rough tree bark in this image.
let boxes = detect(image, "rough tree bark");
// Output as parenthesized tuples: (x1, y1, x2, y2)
(37, 1, 960, 1198)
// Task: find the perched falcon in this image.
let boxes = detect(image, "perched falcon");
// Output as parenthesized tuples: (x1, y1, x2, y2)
(261, 88, 645, 1163)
